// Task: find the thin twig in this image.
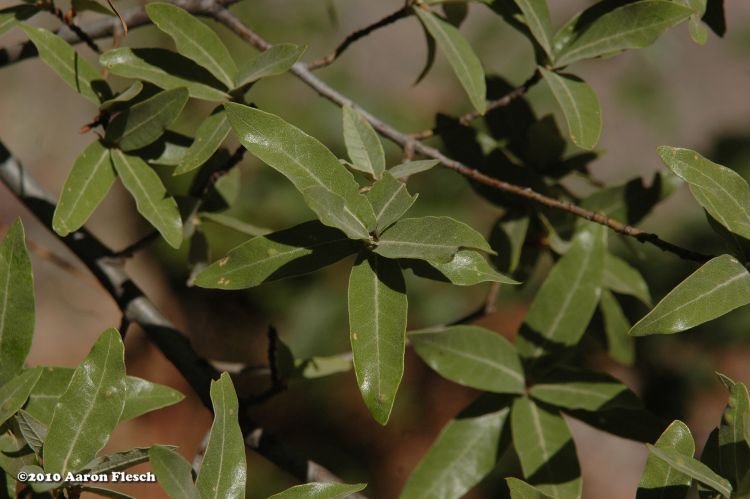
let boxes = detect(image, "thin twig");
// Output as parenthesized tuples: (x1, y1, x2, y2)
(49, 6, 102, 54)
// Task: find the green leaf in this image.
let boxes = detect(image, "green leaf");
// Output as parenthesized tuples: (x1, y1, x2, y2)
(604, 254, 652, 306)
(200, 212, 269, 237)
(517, 223, 606, 359)
(718, 381, 750, 487)
(374, 216, 493, 263)
(0, 5, 37, 38)
(100, 48, 230, 102)
(529, 367, 640, 411)
(505, 478, 554, 499)
(19, 24, 110, 103)
(295, 353, 353, 379)
(511, 396, 581, 498)
(53, 141, 116, 237)
(389, 160, 439, 179)
(409, 325, 524, 393)
(195, 373, 246, 499)
(225, 103, 376, 236)
(658, 146, 750, 239)
(174, 109, 231, 175)
(301, 186, 373, 239)
(269, 482, 367, 499)
(491, 213, 530, 274)
(637, 420, 694, 498)
(134, 131, 192, 166)
(400, 396, 510, 499)
(647, 445, 732, 497)
(195, 221, 358, 289)
(600, 290, 635, 366)
(146, 2, 237, 88)
(414, 21, 436, 85)
(512, 0, 554, 59)
(0, 368, 41, 426)
(25, 367, 73, 424)
(421, 249, 519, 286)
(149, 445, 199, 499)
(554, 1, 692, 67)
(0, 431, 34, 479)
(43, 329, 126, 475)
(71, 0, 114, 16)
(0, 219, 34, 385)
(99, 81, 143, 112)
(106, 88, 189, 152)
(15, 409, 47, 454)
(111, 149, 183, 248)
(413, 7, 486, 113)
(539, 68, 601, 150)
(367, 172, 417, 233)
(120, 376, 185, 421)
(235, 44, 306, 88)
(348, 253, 407, 425)
(343, 105, 386, 179)
(629, 254, 750, 336)
(83, 447, 157, 475)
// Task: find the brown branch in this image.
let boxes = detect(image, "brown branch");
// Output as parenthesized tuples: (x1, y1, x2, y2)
(49, 5, 102, 54)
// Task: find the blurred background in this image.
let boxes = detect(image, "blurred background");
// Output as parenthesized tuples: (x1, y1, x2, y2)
(2, 0, 750, 497)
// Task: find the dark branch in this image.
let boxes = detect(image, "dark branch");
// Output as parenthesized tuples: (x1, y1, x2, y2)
(49, 6, 102, 54)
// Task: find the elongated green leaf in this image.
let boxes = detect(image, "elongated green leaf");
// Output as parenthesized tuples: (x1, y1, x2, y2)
(367, 172, 417, 232)
(302, 186, 372, 239)
(600, 290, 635, 366)
(269, 482, 367, 499)
(513, 0, 554, 59)
(604, 255, 652, 306)
(146, 3, 237, 88)
(0, 368, 41, 426)
(420, 249, 519, 286)
(413, 7, 486, 113)
(529, 368, 639, 411)
(120, 376, 184, 421)
(99, 81, 143, 112)
(235, 44, 306, 88)
(637, 420, 694, 498)
(718, 381, 750, 487)
(195, 221, 358, 289)
(554, 1, 692, 66)
(343, 106, 386, 179)
(506, 478, 553, 499)
(43, 329, 126, 475)
(25, 367, 72, 424)
(349, 253, 407, 425)
(491, 213, 530, 275)
(106, 88, 189, 152)
(409, 325, 524, 393)
(0, 431, 34, 478)
(630, 254, 750, 336)
(375, 216, 493, 263)
(0, 5, 37, 38)
(195, 373, 246, 499)
(174, 109, 231, 175)
(111, 149, 183, 248)
(83, 447, 157, 475)
(400, 396, 510, 499)
(200, 212, 269, 237)
(100, 48, 230, 101)
(647, 445, 732, 497)
(0, 219, 34, 385)
(389, 160, 439, 179)
(19, 24, 110, 103)
(511, 396, 581, 498)
(53, 141, 115, 236)
(15, 409, 47, 454)
(658, 146, 750, 239)
(225, 103, 376, 236)
(517, 223, 606, 359)
(540, 68, 601, 150)
(149, 445, 199, 499)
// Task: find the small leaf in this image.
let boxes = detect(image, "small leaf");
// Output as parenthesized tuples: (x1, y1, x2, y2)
(111, 149, 183, 248)
(511, 396, 581, 497)
(269, 482, 367, 499)
(15, 409, 47, 454)
(409, 325, 524, 393)
(43, 329, 126, 475)
(19, 24, 110, 103)
(146, 2, 237, 88)
(637, 420, 694, 498)
(554, 1, 693, 67)
(173, 109, 231, 175)
(149, 445, 199, 499)
(413, 249, 519, 286)
(0, 219, 34, 385)
(505, 478, 553, 499)
(0, 368, 41, 426)
(349, 253, 407, 425)
(529, 367, 640, 411)
(647, 445, 732, 497)
(100, 48, 230, 101)
(600, 290, 635, 366)
(367, 172, 417, 232)
(53, 141, 116, 236)
(99, 81, 143, 112)
(413, 21, 436, 85)
(718, 381, 750, 487)
(343, 106, 386, 179)
(235, 44, 306, 88)
(604, 254, 652, 306)
(195, 221, 358, 289)
(106, 88, 189, 152)
(195, 373, 246, 499)
(374, 216, 493, 263)
(389, 160, 439, 179)
(658, 146, 750, 240)
(301, 186, 373, 239)
(629, 254, 750, 336)
(512, 0, 554, 59)
(540, 68, 601, 150)
(413, 7, 486, 113)
(400, 395, 510, 499)
(120, 376, 184, 421)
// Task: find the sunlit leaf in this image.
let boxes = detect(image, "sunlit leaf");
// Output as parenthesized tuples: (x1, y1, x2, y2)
(343, 105, 386, 179)
(540, 68, 601, 150)
(604, 254, 652, 306)
(600, 290, 635, 366)
(637, 420, 694, 498)
(174, 109, 231, 175)
(367, 172, 417, 233)
(389, 160, 439, 179)
(529, 367, 640, 411)
(647, 445, 732, 497)
(269, 482, 367, 499)
(0, 368, 41, 426)
(235, 44, 306, 88)
(512, 0, 554, 59)
(149, 445, 199, 499)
